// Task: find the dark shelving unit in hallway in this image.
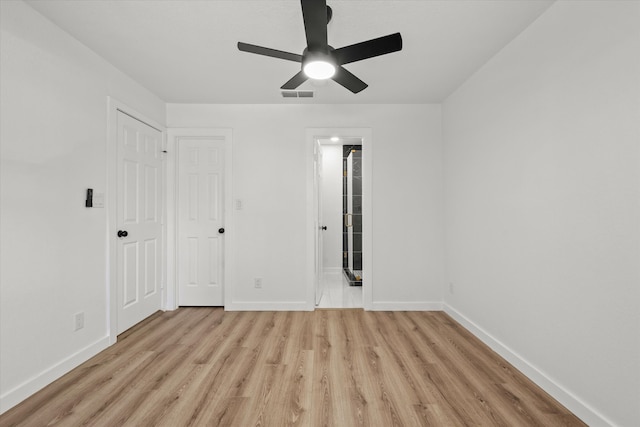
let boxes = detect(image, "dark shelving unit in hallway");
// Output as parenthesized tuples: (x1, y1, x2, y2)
(343, 144, 362, 286)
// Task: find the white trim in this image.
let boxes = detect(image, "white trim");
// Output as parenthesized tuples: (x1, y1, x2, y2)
(225, 301, 311, 311)
(306, 128, 373, 310)
(166, 128, 233, 310)
(0, 336, 109, 414)
(443, 304, 614, 427)
(106, 97, 166, 345)
(370, 301, 443, 311)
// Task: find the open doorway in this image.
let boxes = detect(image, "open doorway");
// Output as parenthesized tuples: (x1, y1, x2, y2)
(317, 139, 363, 308)
(305, 128, 375, 310)
(306, 128, 372, 310)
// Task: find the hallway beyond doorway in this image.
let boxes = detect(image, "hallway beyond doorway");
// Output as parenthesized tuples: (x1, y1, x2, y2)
(317, 269, 362, 308)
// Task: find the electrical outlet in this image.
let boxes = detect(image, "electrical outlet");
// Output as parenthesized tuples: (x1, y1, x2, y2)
(74, 312, 85, 331)
(254, 278, 262, 289)
(449, 282, 454, 294)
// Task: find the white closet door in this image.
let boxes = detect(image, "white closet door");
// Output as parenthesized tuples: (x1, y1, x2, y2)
(178, 137, 225, 306)
(116, 111, 163, 333)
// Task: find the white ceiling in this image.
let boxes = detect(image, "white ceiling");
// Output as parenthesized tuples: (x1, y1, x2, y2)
(26, 0, 555, 104)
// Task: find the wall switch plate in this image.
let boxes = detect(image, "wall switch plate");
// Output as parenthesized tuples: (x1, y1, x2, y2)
(235, 199, 243, 210)
(93, 193, 104, 208)
(254, 278, 262, 288)
(74, 312, 85, 331)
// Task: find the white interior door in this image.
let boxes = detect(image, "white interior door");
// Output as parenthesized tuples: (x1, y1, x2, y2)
(178, 137, 225, 306)
(116, 111, 163, 334)
(314, 141, 324, 305)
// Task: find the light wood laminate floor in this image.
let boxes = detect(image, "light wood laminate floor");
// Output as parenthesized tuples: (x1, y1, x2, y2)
(1, 309, 586, 426)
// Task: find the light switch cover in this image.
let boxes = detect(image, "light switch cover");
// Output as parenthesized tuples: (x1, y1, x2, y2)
(93, 193, 105, 208)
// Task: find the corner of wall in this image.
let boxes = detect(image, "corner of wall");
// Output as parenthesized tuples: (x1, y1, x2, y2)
(443, 304, 616, 427)
(0, 337, 110, 414)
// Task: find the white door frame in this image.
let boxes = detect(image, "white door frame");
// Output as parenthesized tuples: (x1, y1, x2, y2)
(166, 128, 233, 310)
(305, 128, 373, 310)
(107, 97, 166, 345)
(313, 139, 324, 305)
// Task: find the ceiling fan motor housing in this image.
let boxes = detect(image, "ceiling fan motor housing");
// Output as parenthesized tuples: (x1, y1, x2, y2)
(302, 46, 335, 65)
(302, 46, 336, 79)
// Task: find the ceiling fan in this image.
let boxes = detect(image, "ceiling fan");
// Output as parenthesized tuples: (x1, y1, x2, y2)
(237, 0, 402, 94)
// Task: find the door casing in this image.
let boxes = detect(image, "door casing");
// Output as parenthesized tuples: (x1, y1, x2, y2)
(314, 140, 324, 305)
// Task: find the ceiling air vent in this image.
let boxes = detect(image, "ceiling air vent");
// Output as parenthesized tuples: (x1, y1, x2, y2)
(281, 90, 314, 98)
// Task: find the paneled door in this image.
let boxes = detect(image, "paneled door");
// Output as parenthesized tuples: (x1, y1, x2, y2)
(178, 137, 225, 306)
(116, 111, 163, 333)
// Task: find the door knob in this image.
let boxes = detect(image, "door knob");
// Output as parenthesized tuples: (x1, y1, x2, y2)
(218, 228, 225, 234)
(117, 230, 128, 238)
(321, 226, 327, 230)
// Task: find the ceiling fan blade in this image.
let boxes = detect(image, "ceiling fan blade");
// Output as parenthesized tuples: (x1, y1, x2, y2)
(333, 33, 403, 65)
(332, 66, 368, 93)
(238, 42, 302, 62)
(281, 71, 309, 90)
(301, 0, 328, 51)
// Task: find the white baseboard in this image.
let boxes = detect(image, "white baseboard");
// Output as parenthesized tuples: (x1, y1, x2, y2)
(369, 301, 443, 311)
(0, 336, 110, 414)
(443, 304, 615, 427)
(225, 301, 313, 311)
(227, 301, 442, 312)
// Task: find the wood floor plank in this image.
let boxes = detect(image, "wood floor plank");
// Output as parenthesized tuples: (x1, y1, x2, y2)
(369, 313, 467, 424)
(281, 349, 314, 426)
(188, 346, 250, 426)
(334, 312, 373, 426)
(129, 362, 208, 426)
(402, 312, 510, 424)
(243, 363, 285, 426)
(311, 310, 340, 426)
(0, 308, 587, 427)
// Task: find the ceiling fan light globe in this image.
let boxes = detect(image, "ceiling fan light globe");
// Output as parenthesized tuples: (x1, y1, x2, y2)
(303, 60, 336, 80)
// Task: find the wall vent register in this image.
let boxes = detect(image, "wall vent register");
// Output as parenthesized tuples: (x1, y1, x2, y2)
(281, 90, 314, 98)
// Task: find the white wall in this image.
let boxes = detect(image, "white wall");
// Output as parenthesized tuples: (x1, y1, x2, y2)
(320, 144, 343, 271)
(442, 1, 640, 426)
(0, 1, 165, 413)
(167, 104, 444, 310)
